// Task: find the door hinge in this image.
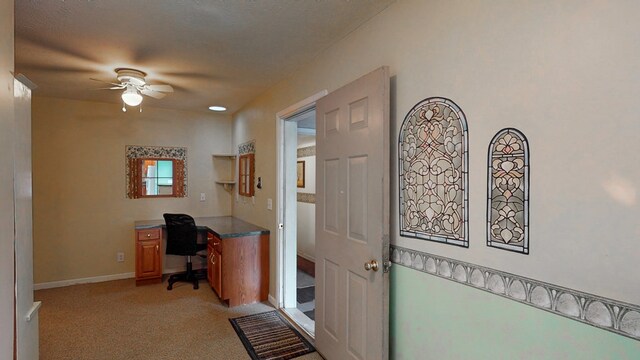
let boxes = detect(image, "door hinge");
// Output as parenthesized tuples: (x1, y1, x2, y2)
(383, 260, 392, 273)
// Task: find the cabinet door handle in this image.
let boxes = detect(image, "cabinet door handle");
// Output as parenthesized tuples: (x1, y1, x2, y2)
(155, 244, 159, 252)
(147, 233, 151, 237)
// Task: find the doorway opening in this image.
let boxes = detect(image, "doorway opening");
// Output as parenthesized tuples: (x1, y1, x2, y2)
(276, 90, 327, 337)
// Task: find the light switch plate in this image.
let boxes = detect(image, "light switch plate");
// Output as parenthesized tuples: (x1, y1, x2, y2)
(267, 198, 272, 210)
(200, 193, 206, 201)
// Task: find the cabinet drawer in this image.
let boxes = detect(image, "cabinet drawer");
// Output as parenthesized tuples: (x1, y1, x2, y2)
(137, 228, 161, 241)
(209, 234, 222, 253)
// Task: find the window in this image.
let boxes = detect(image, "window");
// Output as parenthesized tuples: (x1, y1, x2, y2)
(125, 145, 187, 199)
(487, 128, 529, 254)
(398, 97, 469, 247)
(238, 153, 254, 197)
(140, 159, 175, 197)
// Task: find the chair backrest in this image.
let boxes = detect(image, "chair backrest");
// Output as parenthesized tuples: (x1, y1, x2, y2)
(163, 213, 198, 256)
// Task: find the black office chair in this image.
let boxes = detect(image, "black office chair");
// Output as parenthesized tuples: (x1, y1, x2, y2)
(163, 213, 207, 290)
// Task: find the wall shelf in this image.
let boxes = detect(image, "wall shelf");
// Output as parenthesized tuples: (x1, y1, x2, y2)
(215, 180, 236, 192)
(212, 154, 237, 159)
(213, 154, 237, 192)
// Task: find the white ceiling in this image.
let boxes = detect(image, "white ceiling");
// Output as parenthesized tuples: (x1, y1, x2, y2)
(15, 0, 394, 114)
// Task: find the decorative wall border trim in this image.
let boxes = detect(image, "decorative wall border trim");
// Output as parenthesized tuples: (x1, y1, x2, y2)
(297, 145, 316, 158)
(297, 193, 315, 204)
(390, 245, 640, 341)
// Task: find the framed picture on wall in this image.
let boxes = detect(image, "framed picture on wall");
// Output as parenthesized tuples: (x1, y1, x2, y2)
(297, 161, 305, 188)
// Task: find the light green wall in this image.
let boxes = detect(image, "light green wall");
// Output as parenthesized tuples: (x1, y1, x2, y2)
(391, 265, 640, 359)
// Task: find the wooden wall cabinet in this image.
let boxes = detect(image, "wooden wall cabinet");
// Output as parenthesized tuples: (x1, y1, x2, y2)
(135, 228, 162, 285)
(207, 232, 268, 307)
(238, 153, 255, 197)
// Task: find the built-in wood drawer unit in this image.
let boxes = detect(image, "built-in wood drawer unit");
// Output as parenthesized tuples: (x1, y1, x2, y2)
(207, 232, 269, 307)
(135, 228, 162, 286)
(211, 234, 222, 254)
(137, 228, 160, 241)
(134, 217, 269, 303)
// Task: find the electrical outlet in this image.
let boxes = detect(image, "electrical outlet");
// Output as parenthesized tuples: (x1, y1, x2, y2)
(116, 252, 125, 263)
(200, 193, 206, 201)
(267, 198, 272, 210)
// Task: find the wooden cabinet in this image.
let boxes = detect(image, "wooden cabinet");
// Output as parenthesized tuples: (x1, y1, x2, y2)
(207, 238, 222, 297)
(135, 228, 162, 285)
(207, 243, 214, 286)
(211, 247, 222, 297)
(134, 217, 269, 302)
(238, 153, 255, 197)
(207, 232, 269, 307)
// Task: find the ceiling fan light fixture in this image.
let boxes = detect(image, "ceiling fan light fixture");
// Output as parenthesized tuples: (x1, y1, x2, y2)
(208, 105, 226, 112)
(122, 87, 143, 107)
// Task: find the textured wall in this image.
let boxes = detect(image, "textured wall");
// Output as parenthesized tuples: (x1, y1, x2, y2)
(232, 0, 640, 355)
(32, 97, 233, 283)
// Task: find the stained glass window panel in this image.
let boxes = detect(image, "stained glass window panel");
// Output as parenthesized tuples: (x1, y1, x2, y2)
(487, 128, 529, 254)
(399, 97, 468, 247)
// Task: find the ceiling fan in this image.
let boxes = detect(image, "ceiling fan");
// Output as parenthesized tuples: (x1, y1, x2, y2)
(92, 68, 174, 112)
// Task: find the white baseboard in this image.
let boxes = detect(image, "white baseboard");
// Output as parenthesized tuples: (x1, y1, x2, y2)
(268, 294, 278, 308)
(34, 272, 135, 290)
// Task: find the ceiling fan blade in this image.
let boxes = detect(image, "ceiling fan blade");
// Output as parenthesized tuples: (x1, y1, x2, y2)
(90, 78, 123, 87)
(145, 84, 173, 93)
(93, 86, 126, 90)
(141, 89, 167, 99)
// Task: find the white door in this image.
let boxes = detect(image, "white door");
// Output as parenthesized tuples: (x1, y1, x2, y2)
(315, 67, 390, 360)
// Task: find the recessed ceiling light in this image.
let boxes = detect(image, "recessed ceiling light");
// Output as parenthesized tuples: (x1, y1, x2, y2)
(208, 106, 227, 112)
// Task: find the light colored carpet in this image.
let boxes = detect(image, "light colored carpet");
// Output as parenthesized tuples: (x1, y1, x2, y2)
(36, 279, 324, 360)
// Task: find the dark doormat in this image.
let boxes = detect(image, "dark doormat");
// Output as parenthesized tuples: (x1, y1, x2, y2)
(297, 286, 315, 304)
(229, 310, 316, 360)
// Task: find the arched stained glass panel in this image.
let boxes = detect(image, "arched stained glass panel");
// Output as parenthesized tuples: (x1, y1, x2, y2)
(487, 128, 529, 254)
(399, 97, 468, 247)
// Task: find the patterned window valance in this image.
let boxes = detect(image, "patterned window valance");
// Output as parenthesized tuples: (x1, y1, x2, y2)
(238, 140, 255, 155)
(398, 97, 469, 247)
(125, 145, 187, 199)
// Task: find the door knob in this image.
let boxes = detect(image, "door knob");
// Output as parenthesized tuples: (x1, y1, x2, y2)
(364, 260, 379, 272)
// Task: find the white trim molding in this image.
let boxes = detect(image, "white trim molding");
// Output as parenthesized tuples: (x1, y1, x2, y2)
(275, 90, 328, 310)
(268, 294, 278, 308)
(34, 272, 135, 290)
(25, 301, 41, 322)
(391, 245, 640, 341)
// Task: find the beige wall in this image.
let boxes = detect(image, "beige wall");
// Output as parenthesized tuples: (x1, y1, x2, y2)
(33, 97, 233, 284)
(234, 0, 640, 304)
(0, 0, 15, 356)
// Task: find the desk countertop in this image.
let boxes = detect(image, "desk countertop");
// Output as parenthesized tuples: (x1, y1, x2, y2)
(134, 216, 269, 239)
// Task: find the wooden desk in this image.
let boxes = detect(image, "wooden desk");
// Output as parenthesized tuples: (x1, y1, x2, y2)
(134, 216, 270, 307)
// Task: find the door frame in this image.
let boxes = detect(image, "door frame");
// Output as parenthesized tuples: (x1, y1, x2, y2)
(274, 90, 327, 312)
